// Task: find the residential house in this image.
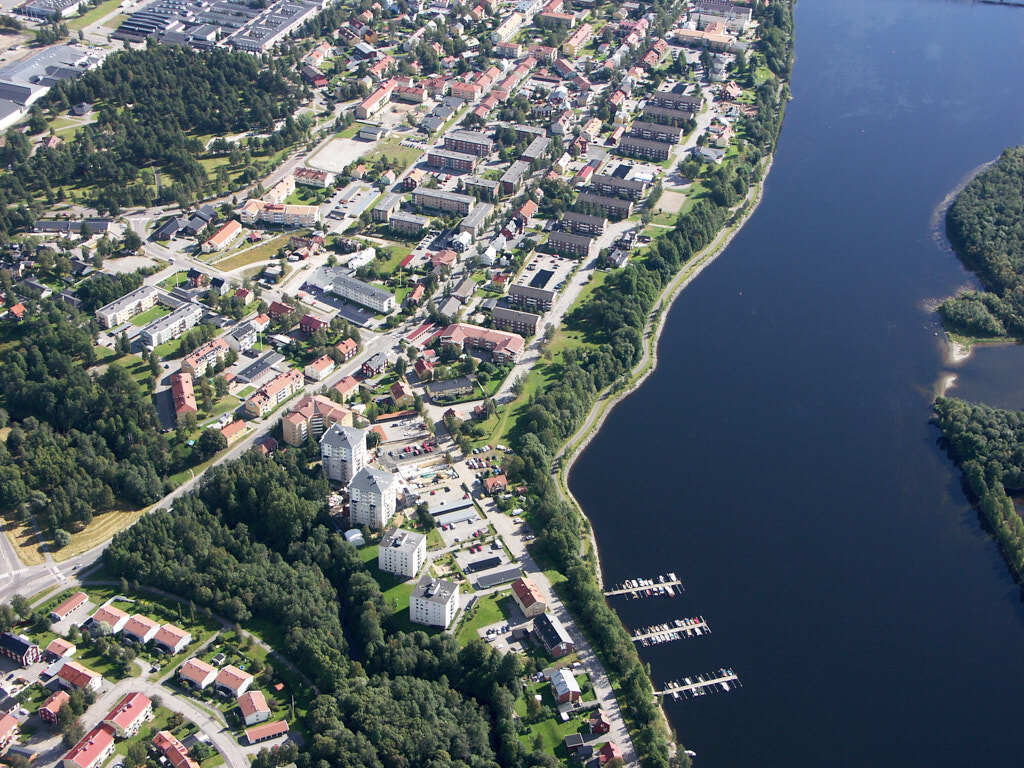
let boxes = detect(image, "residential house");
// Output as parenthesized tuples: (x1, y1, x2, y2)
(0, 633, 40, 666)
(88, 605, 129, 634)
(39, 690, 70, 724)
(44, 638, 77, 661)
(332, 375, 360, 402)
(0, 713, 17, 755)
(304, 354, 336, 382)
(267, 301, 295, 320)
(361, 352, 388, 377)
(510, 576, 546, 617)
(214, 665, 253, 698)
(153, 624, 191, 655)
(390, 378, 414, 407)
(57, 661, 103, 692)
(62, 725, 115, 768)
(550, 667, 581, 703)
(599, 742, 623, 764)
(102, 692, 152, 738)
(533, 612, 575, 657)
(178, 658, 217, 690)
(237, 691, 271, 726)
(152, 731, 199, 768)
(170, 372, 198, 425)
(122, 615, 160, 644)
(336, 337, 358, 360)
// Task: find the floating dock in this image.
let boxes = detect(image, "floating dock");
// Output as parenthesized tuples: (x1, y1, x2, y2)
(604, 573, 683, 598)
(656, 669, 740, 700)
(632, 617, 709, 645)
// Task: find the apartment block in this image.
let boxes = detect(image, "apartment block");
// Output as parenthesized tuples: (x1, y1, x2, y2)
(349, 466, 399, 530)
(590, 173, 649, 201)
(427, 148, 479, 172)
(413, 187, 476, 215)
(140, 303, 203, 348)
(378, 528, 427, 578)
(244, 369, 303, 417)
(547, 231, 595, 259)
(574, 191, 633, 220)
(443, 130, 493, 157)
(320, 424, 367, 484)
(95, 285, 158, 329)
(492, 306, 541, 335)
(181, 337, 229, 377)
(410, 576, 458, 628)
(562, 211, 607, 236)
(329, 273, 396, 313)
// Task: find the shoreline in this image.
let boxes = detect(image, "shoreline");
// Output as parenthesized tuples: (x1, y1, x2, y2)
(554, 152, 776, 601)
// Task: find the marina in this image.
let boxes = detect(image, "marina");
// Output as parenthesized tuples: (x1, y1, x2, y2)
(656, 669, 741, 700)
(604, 573, 682, 598)
(631, 617, 709, 645)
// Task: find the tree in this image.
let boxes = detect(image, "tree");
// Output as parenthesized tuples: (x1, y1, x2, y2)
(197, 428, 227, 459)
(54, 529, 71, 549)
(123, 229, 142, 253)
(122, 740, 147, 768)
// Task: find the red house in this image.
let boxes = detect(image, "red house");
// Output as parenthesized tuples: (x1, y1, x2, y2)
(300, 313, 328, 334)
(268, 301, 295, 320)
(598, 742, 623, 764)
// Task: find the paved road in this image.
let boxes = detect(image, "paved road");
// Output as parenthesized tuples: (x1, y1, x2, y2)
(86, 677, 250, 768)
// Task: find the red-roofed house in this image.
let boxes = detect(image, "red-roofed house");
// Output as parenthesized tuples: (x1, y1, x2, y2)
(215, 665, 253, 697)
(57, 661, 102, 693)
(221, 420, 246, 442)
(431, 250, 457, 270)
(237, 691, 271, 726)
(244, 720, 288, 745)
(8, 303, 25, 321)
(483, 474, 507, 494)
(152, 730, 198, 768)
(389, 378, 414, 407)
(335, 337, 358, 360)
(153, 624, 191, 655)
(332, 375, 359, 402)
(252, 313, 271, 332)
(45, 637, 77, 661)
(39, 690, 69, 724)
(267, 301, 295, 320)
(589, 710, 611, 735)
(514, 199, 538, 225)
(63, 725, 114, 768)
(300, 313, 328, 334)
(0, 713, 19, 754)
(49, 591, 88, 622)
(89, 604, 129, 634)
(178, 658, 216, 690)
(599, 742, 623, 764)
(102, 692, 152, 738)
(510, 576, 546, 617)
(123, 615, 160, 645)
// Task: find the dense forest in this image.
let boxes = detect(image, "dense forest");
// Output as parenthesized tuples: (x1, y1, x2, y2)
(0, 44, 302, 226)
(0, 303, 207, 535)
(940, 147, 1024, 338)
(933, 397, 1024, 581)
(106, 449, 555, 768)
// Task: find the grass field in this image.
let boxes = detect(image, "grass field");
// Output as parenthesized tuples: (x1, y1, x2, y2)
(160, 271, 188, 290)
(367, 139, 423, 171)
(456, 590, 512, 646)
(68, 0, 124, 31)
(2, 521, 46, 567)
(130, 305, 171, 327)
(213, 233, 295, 272)
(53, 507, 147, 562)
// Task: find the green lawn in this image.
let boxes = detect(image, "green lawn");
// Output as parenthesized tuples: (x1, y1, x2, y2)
(336, 122, 361, 139)
(130, 305, 171, 327)
(68, 0, 124, 31)
(456, 590, 513, 646)
(161, 271, 189, 290)
(367, 139, 423, 171)
(514, 679, 592, 757)
(212, 233, 296, 272)
(359, 545, 432, 633)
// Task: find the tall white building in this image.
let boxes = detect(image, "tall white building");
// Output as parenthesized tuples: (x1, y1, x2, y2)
(320, 424, 368, 484)
(329, 274, 396, 314)
(95, 285, 158, 329)
(378, 528, 427, 578)
(349, 467, 399, 530)
(410, 575, 459, 628)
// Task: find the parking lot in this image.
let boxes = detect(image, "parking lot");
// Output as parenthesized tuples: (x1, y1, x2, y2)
(514, 253, 577, 295)
(435, 509, 484, 547)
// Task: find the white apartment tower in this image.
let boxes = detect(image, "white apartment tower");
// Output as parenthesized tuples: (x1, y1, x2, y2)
(320, 424, 368, 484)
(378, 528, 427, 578)
(349, 467, 399, 530)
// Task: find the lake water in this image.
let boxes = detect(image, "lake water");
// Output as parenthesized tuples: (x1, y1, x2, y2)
(569, 1, 1024, 765)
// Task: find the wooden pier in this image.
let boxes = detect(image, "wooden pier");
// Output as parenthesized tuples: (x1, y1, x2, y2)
(604, 574, 683, 597)
(632, 618, 709, 644)
(656, 669, 740, 698)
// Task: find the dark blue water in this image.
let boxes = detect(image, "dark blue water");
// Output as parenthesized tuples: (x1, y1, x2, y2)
(569, 1, 1024, 766)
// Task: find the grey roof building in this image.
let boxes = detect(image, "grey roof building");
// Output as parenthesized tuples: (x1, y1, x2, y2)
(320, 424, 368, 485)
(349, 466, 399, 530)
(410, 575, 459, 628)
